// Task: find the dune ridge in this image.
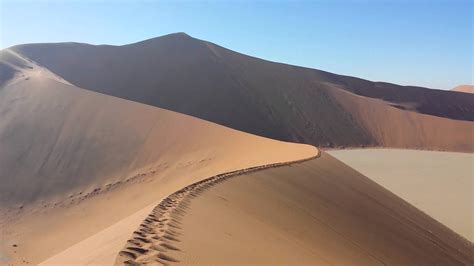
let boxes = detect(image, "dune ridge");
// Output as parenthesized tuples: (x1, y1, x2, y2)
(125, 152, 473, 265)
(1, 33, 472, 265)
(115, 151, 321, 265)
(0, 49, 71, 87)
(0, 52, 317, 264)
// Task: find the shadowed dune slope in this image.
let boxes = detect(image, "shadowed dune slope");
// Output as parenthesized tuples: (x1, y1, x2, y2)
(127, 152, 473, 265)
(452, 85, 474, 94)
(0, 49, 315, 206)
(328, 149, 474, 241)
(0, 51, 316, 264)
(10, 33, 474, 151)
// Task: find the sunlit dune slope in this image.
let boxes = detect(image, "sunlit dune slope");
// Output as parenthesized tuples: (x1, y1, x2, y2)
(125, 152, 472, 265)
(0, 50, 317, 264)
(452, 85, 474, 94)
(10, 33, 474, 151)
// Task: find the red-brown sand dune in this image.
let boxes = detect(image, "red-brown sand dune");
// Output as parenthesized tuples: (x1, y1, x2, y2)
(0, 49, 316, 264)
(9, 33, 474, 151)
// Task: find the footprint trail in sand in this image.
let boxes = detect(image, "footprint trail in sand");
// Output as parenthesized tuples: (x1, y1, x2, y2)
(116, 154, 319, 265)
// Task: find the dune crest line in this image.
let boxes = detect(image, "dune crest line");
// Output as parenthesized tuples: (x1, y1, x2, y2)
(116, 150, 321, 265)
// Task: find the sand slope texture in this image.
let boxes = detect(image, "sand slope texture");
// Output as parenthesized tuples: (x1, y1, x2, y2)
(116, 152, 473, 265)
(0, 48, 317, 265)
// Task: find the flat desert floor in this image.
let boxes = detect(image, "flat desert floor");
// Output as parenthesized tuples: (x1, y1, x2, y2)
(328, 149, 473, 242)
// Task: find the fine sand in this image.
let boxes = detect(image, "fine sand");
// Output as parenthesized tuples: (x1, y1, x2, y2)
(116, 152, 473, 265)
(0, 51, 317, 264)
(47, 155, 319, 266)
(328, 149, 474, 242)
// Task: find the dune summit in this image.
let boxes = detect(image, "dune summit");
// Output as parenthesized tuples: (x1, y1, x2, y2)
(9, 32, 474, 152)
(0, 48, 316, 264)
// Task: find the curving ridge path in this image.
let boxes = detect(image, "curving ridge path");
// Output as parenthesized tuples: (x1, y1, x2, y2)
(115, 152, 321, 265)
(116, 151, 473, 265)
(1, 47, 319, 265)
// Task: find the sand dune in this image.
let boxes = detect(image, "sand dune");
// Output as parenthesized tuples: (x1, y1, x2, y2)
(0, 52, 317, 264)
(2, 33, 473, 265)
(327, 87, 474, 152)
(452, 85, 474, 94)
(10, 33, 474, 151)
(0, 49, 70, 87)
(329, 149, 474, 242)
(116, 152, 473, 265)
(45, 155, 319, 265)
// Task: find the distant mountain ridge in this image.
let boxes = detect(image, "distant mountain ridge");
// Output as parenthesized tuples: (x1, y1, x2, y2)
(6, 32, 474, 151)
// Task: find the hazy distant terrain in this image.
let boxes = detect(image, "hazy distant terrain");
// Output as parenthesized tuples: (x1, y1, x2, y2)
(10, 33, 474, 151)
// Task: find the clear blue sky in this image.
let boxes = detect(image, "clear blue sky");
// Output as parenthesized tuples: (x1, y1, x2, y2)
(1, 0, 472, 89)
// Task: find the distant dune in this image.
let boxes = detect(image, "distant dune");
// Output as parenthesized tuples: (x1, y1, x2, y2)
(328, 87, 474, 151)
(9, 33, 474, 151)
(0, 49, 316, 264)
(452, 85, 474, 94)
(116, 152, 473, 265)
